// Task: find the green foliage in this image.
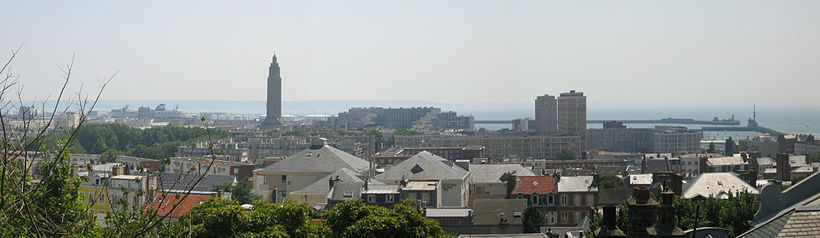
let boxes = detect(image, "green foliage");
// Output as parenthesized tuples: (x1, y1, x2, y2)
(215, 178, 261, 205)
(324, 199, 450, 238)
(597, 174, 625, 189)
(586, 192, 760, 238)
(71, 123, 229, 159)
(556, 148, 576, 160)
(522, 206, 545, 233)
(724, 137, 738, 155)
(0, 141, 97, 237)
(100, 148, 122, 163)
(707, 142, 716, 153)
(808, 153, 820, 163)
(334, 128, 347, 136)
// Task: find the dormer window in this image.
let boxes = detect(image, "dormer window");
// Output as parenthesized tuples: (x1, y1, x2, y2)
(532, 193, 539, 205)
(411, 164, 424, 174)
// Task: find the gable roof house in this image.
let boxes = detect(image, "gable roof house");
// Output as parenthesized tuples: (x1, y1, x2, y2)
(375, 151, 470, 207)
(470, 164, 536, 203)
(252, 139, 369, 203)
(738, 171, 820, 238)
(682, 172, 759, 200)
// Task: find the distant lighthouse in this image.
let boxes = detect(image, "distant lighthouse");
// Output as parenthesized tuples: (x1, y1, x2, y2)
(262, 54, 282, 127)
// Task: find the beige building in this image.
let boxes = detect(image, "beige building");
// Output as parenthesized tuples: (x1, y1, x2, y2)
(394, 134, 584, 160)
(558, 90, 587, 150)
(375, 151, 470, 208)
(252, 139, 369, 202)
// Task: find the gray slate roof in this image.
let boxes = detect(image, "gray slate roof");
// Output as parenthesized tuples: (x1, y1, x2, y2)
(375, 151, 468, 181)
(557, 176, 597, 192)
(739, 206, 820, 238)
(158, 172, 237, 192)
(470, 164, 536, 184)
(291, 168, 366, 195)
(682, 172, 758, 199)
(259, 145, 369, 173)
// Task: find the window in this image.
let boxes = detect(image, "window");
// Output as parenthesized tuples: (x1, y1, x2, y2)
(561, 212, 568, 222)
(561, 195, 567, 207)
(99, 195, 105, 205)
(513, 211, 522, 217)
(344, 191, 354, 198)
(587, 194, 594, 206)
(233, 168, 238, 174)
(574, 195, 581, 206)
(548, 212, 557, 225)
(281, 175, 287, 183)
(548, 194, 554, 206)
(574, 212, 581, 224)
(531, 194, 539, 205)
(386, 195, 394, 203)
(368, 195, 375, 202)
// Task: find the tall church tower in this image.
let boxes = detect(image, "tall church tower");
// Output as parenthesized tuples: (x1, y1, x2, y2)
(262, 55, 282, 127)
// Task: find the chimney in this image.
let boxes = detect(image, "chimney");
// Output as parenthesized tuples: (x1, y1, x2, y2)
(627, 186, 658, 238)
(699, 156, 709, 174)
(641, 156, 647, 174)
(594, 206, 626, 237)
(776, 153, 791, 182)
(646, 191, 685, 237)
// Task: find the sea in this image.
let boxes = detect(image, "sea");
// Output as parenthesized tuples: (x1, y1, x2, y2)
(59, 100, 820, 140)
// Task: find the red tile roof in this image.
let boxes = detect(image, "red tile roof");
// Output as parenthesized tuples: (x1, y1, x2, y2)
(511, 176, 557, 195)
(150, 193, 215, 219)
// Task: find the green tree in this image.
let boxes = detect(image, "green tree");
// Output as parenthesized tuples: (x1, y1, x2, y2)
(522, 206, 545, 233)
(324, 200, 450, 238)
(101, 148, 122, 163)
(707, 142, 716, 153)
(556, 148, 576, 160)
(215, 178, 261, 205)
(724, 137, 737, 155)
(597, 174, 625, 189)
(808, 153, 820, 163)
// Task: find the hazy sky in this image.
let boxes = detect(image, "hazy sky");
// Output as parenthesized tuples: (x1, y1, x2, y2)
(3, 1, 820, 110)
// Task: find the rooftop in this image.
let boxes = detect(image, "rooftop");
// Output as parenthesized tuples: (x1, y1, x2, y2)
(470, 164, 536, 184)
(258, 145, 369, 173)
(557, 176, 597, 192)
(682, 172, 759, 199)
(511, 176, 557, 195)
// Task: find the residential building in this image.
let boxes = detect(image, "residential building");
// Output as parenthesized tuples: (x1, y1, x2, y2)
(362, 183, 401, 208)
(374, 146, 485, 167)
(394, 134, 584, 160)
(252, 139, 369, 202)
(739, 171, 820, 237)
(587, 125, 701, 155)
(557, 90, 586, 149)
(535, 94, 557, 135)
(469, 164, 536, 204)
(508, 176, 559, 225)
(556, 176, 597, 226)
(681, 173, 759, 200)
(289, 168, 370, 208)
(375, 151, 470, 207)
(157, 172, 237, 193)
(165, 157, 254, 180)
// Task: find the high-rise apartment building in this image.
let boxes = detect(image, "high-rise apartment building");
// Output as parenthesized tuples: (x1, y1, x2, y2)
(535, 95, 557, 135)
(557, 90, 586, 149)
